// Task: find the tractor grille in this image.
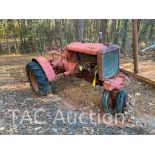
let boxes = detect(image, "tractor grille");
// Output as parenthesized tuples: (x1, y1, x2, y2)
(102, 49, 119, 79)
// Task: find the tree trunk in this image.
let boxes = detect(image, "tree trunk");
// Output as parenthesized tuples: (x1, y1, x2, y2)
(100, 19, 108, 43)
(121, 19, 129, 53)
(132, 19, 139, 73)
(17, 19, 24, 50)
(78, 19, 84, 42)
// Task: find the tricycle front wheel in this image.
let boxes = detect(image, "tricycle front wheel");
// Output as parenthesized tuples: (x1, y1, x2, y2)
(102, 90, 112, 113)
(116, 90, 127, 113)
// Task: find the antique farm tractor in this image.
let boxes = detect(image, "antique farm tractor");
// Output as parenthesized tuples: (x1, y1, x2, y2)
(26, 41, 129, 113)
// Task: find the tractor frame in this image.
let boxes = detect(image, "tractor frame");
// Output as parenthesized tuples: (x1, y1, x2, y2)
(26, 41, 129, 113)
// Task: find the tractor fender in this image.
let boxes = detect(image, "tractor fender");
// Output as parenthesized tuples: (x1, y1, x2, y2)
(32, 56, 56, 82)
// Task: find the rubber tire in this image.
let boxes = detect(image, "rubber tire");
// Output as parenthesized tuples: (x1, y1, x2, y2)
(102, 90, 111, 113)
(26, 61, 52, 96)
(116, 90, 127, 113)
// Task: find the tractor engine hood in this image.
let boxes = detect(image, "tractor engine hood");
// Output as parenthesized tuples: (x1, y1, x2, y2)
(66, 42, 120, 55)
(66, 42, 104, 55)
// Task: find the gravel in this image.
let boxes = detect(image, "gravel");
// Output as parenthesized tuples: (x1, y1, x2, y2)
(0, 54, 154, 135)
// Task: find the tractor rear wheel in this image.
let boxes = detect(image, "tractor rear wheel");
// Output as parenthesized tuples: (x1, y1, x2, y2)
(26, 61, 52, 96)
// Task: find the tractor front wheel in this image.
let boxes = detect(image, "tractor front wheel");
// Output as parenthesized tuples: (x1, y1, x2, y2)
(102, 90, 112, 113)
(116, 90, 127, 113)
(26, 61, 52, 96)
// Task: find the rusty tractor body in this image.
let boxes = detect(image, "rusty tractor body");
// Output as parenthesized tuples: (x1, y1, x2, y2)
(26, 42, 129, 113)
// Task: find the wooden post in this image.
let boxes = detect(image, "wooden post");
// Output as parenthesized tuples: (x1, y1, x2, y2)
(132, 19, 139, 73)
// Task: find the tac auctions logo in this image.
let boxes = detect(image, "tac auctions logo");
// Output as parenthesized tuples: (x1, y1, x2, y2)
(7, 108, 125, 130)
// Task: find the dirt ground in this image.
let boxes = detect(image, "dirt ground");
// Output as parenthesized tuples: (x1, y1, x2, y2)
(0, 53, 155, 135)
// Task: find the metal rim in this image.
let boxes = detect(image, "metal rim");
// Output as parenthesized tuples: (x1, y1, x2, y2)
(116, 90, 127, 113)
(29, 71, 39, 92)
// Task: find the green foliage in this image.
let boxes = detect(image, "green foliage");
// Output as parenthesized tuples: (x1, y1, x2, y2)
(0, 19, 155, 54)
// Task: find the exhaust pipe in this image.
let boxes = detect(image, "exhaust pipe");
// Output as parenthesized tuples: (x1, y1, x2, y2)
(99, 32, 103, 43)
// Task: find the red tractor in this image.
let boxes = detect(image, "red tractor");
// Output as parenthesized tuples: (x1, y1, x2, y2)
(26, 42, 129, 113)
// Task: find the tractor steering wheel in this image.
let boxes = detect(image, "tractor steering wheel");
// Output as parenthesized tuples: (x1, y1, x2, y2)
(51, 51, 65, 62)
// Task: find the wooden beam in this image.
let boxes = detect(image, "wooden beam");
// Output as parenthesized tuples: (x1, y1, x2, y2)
(120, 61, 155, 87)
(120, 68, 155, 87)
(132, 19, 139, 73)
